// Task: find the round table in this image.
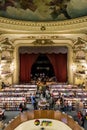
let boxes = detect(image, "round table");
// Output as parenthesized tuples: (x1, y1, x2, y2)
(14, 119, 72, 130)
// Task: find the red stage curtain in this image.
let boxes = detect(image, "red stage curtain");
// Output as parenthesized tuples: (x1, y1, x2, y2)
(19, 53, 38, 83)
(47, 53, 67, 82)
(19, 53, 67, 83)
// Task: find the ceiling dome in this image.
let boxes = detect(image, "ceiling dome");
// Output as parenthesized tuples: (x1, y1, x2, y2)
(0, 0, 87, 21)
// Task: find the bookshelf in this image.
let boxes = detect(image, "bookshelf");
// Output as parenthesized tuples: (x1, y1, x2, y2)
(0, 85, 37, 110)
(49, 84, 87, 109)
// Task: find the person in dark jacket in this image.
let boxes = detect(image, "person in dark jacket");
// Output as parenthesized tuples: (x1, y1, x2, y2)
(19, 103, 23, 112)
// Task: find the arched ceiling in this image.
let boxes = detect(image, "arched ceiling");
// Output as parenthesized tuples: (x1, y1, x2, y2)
(0, 0, 87, 21)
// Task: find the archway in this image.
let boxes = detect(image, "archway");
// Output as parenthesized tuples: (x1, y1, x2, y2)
(15, 45, 71, 84)
(31, 54, 55, 81)
(19, 47, 68, 83)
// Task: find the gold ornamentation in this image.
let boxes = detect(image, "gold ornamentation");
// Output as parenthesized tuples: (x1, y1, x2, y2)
(0, 16, 87, 31)
(40, 26, 46, 31)
(0, 16, 87, 26)
(73, 37, 87, 51)
(0, 38, 14, 51)
(32, 39, 54, 45)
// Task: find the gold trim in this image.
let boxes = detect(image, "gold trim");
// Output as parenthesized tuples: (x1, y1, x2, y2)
(0, 16, 87, 26)
(32, 39, 54, 45)
(13, 40, 73, 84)
(0, 16, 87, 32)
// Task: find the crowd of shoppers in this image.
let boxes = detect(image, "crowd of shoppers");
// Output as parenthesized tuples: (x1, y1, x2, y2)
(18, 84, 86, 128)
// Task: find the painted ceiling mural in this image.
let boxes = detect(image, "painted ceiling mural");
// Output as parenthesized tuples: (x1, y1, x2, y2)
(0, 0, 87, 21)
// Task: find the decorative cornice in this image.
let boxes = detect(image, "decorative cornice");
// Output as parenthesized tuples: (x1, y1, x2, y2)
(11, 35, 74, 47)
(0, 16, 87, 32)
(0, 16, 87, 26)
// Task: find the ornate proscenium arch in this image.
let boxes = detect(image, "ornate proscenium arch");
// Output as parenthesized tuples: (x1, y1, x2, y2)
(13, 38, 73, 84)
(19, 46, 68, 83)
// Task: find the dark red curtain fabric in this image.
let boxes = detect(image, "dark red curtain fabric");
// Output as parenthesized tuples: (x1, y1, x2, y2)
(19, 53, 67, 83)
(19, 53, 38, 83)
(47, 53, 57, 77)
(47, 53, 67, 82)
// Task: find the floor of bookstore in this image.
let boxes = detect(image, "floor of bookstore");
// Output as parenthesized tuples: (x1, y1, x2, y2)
(1, 104, 87, 130)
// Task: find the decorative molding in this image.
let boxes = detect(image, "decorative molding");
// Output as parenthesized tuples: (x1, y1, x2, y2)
(0, 16, 87, 26)
(0, 16, 87, 32)
(32, 39, 54, 46)
(40, 26, 46, 31)
(9, 35, 74, 46)
(0, 38, 14, 51)
(75, 73, 84, 78)
(73, 37, 87, 51)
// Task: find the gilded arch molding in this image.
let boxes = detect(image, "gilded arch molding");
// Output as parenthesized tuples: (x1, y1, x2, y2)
(0, 16, 87, 33)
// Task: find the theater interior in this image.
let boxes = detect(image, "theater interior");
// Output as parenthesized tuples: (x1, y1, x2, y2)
(0, 0, 87, 130)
